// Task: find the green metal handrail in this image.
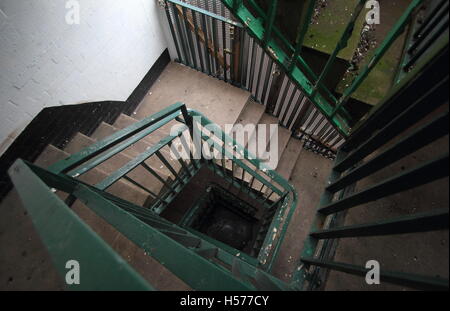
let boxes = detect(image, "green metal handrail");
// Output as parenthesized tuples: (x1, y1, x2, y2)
(187, 108, 298, 270)
(220, 0, 352, 137)
(295, 37, 449, 291)
(219, 0, 441, 134)
(9, 102, 300, 290)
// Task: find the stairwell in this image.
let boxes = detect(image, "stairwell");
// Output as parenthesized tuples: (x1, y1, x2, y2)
(0, 62, 332, 290)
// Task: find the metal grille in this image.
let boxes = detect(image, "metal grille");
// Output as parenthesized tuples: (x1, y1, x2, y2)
(163, 0, 345, 157)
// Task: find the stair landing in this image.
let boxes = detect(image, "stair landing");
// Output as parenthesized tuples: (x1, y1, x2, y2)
(135, 62, 250, 128)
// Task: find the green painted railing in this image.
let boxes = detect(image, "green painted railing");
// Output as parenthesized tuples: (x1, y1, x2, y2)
(219, 0, 426, 131)
(162, 0, 448, 153)
(9, 103, 299, 290)
(295, 31, 449, 291)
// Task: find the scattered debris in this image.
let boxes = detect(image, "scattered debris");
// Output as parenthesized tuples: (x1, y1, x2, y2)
(311, 0, 329, 24)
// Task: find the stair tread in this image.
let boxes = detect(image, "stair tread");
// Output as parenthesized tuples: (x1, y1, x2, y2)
(0, 189, 64, 290)
(237, 100, 266, 126)
(271, 148, 334, 282)
(91, 121, 180, 169)
(71, 201, 191, 290)
(135, 62, 250, 128)
(245, 113, 291, 170)
(65, 129, 177, 198)
(231, 99, 265, 147)
(34, 144, 151, 206)
(65, 132, 178, 182)
(112, 115, 174, 146)
(276, 137, 303, 180)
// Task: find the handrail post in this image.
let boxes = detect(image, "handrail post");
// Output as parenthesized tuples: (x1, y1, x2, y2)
(288, 0, 316, 72)
(263, 0, 278, 47)
(311, 0, 366, 99)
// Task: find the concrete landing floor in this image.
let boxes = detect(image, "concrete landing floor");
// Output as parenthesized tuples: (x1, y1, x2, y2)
(135, 62, 250, 128)
(272, 148, 334, 282)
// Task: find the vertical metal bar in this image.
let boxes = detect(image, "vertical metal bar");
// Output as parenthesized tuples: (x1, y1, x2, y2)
(200, 13, 212, 75)
(292, 99, 313, 135)
(170, 141, 193, 177)
(155, 151, 185, 184)
(239, 168, 246, 193)
(281, 88, 297, 125)
(247, 176, 256, 194)
(209, 144, 218, 174)
(275, 80, 291, 117)
(165, 2, 183, 63)
(191, 9, 205, 72)
(266, 68, 284, 114)
(299, 108, 319, 140)
(288, 0, 316, 72)
(222, 20, 228, 82)
(173, 3, 189, 65)
(211, 16, 220, 77)
(255, 50, 265, 100)
(263, 0, 278, 47)
(312, 0, 366, 97)
(179, 133, 199, 169)
(261, 59, 274, 104)
(334, 0, 424, 117)
(206, 17, 216, 75)
(286, 95, 305, 129)
(181, 6, 198, 69)
(141, 162, 177, 194)
(123, 176, 164, 203)
(231, 160, 236, 185)
(232, 25, 242, 84)
(239, 27, 246, 87)
(248, 39, 257, 92)
(229, 25, 235, 82)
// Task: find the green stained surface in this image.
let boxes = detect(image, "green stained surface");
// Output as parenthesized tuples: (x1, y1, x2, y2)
(303, 0, 366, 61)
(304, 0, 411, 106)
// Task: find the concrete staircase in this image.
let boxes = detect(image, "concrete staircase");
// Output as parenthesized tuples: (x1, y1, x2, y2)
(0, 62, 333, 290)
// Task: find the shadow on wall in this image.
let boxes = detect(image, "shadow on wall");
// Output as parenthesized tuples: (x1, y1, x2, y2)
(0, 49, 171, 202)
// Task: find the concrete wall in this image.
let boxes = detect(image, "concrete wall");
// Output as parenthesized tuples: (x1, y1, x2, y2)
(0, 0, 168, 154)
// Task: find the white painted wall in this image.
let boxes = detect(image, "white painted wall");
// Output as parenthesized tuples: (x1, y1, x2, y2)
(0, 0, 168, 154)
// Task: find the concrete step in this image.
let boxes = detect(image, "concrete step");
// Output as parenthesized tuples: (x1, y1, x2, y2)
(231, 113, 291, 189)
(71, 201, 190, 290)
(64, 132, 179, 190)
(111, 115, 182, 170)
(35, 145, 150, 206)
(135, 62, 250, 128)
(271, 147, 333, 282)
(247, 114, 291, 168)
(90, 121, 166, 154)
(231, 99, 266, 146)
(64, 131, 172, 198)
(275, 137, 303, 181)
(94, 121, 182, 167)
(0, 189, 64, 290)
(0, 146, 72, 290)
(0, 144, 158, 290)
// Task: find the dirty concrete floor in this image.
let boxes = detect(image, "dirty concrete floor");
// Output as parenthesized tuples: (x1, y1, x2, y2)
(325, 116, 449, 290)
(135, 62, 250, 128)
(272, 147, 334, 282)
